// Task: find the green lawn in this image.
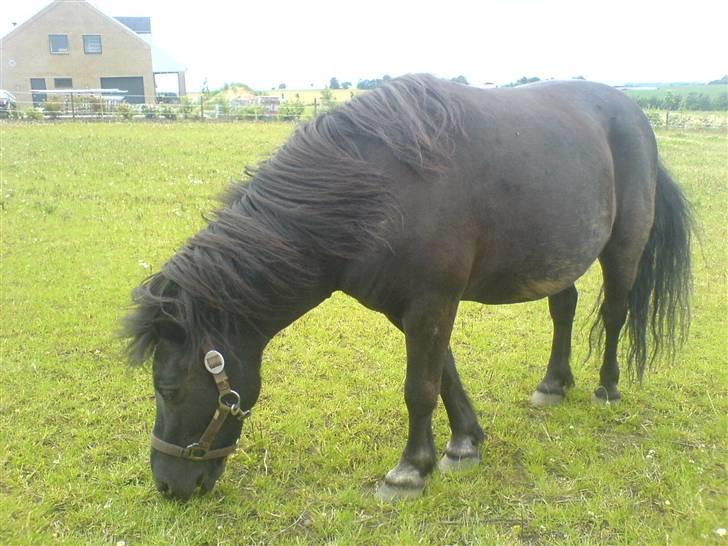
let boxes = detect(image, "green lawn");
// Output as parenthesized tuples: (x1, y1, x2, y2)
(1, 123, 726, 545)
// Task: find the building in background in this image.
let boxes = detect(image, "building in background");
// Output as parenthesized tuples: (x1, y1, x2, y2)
(0, 0, 185, 106)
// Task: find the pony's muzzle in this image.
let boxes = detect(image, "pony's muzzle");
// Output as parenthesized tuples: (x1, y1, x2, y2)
(151, 450, 226, 500)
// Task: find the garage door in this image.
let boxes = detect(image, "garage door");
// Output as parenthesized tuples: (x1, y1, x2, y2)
(100, 77, 145, 104)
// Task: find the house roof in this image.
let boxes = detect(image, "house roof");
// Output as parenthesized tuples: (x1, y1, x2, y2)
(1, 0, 150, 48)
(1, 1, 184, 73)
(140, 34, 186, 73)
(114, 13, 185, 72)
(1, 1, 58, 42)
(114, 17, 151, 34)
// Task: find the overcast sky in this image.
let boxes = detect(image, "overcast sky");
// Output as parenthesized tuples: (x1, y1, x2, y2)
(2, 0, 727, 91)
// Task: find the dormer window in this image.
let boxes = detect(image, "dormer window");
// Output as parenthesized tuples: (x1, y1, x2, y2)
(83, 34, 102, 54)
(49, 34, 69, 54)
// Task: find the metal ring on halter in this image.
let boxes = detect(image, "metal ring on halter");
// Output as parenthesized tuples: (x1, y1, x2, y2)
(218, 389, 241, 409)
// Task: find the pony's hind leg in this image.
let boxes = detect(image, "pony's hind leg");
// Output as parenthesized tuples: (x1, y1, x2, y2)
(438, 348, 485, 472)
(531, 285, 578, 406)
(593, 253, 634, 403)
(594, 232, 650, 403)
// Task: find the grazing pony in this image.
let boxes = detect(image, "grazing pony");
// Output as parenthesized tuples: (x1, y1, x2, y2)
(124, 74, 692, 500)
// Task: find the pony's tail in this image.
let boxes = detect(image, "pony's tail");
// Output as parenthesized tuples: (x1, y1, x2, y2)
(626, 161, 694, 380)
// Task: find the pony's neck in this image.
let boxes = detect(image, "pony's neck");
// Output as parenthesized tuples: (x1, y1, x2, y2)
(185, 214, 335, 341)
(257, 271, 333, 338)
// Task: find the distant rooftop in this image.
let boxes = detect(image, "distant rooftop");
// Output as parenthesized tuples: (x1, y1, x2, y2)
(114, 17, 151, 34)
(112, 15, 184, 72)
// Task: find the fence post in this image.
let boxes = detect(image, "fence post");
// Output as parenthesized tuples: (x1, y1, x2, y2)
(313, 98, 318, 117)
(200, 95, 204, 120)
(70, 92, 75, 120)
(665, 111, 669, 130)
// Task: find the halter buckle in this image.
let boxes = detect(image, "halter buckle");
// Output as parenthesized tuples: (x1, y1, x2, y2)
(204, 350, 225, 374)
(184, 443, 208, 460)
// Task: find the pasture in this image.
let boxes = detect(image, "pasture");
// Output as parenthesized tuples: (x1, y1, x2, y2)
(622, 83, 727, 101)
(1, 122, 726, 545)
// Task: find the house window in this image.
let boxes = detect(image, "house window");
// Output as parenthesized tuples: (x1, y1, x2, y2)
(83, 35, 102, 54)
(49, 34, 69, 54)
(54, 78, 73, 89)
(31, 78, 47, 106)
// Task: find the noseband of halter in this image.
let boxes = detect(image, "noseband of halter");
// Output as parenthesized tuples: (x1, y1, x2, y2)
(151, 350, 250, 461)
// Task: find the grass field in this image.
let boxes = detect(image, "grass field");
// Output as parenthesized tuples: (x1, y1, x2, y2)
(1, 122, 726, 545)
(622, 83, 727, 101)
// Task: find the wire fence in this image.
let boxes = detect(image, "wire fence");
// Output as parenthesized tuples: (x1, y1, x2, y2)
(3, 90, 728, 130)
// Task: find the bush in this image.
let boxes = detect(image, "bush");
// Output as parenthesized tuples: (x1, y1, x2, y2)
(713, 93, 728, 110)
(644, 110, 664, 128)
(214, 96, 231, 117)
(180, 96, 195, 118)
(160, 105, 178, 120)
(89, 96, 105, 116)
(25, 109, 44, 121)
(319, 88, 337, 113)
(116, 103, 135, 121)
(278, 100, 305, 121)
(234, 105, 265, 121)
(44, 97, 64, 119)
(141, 104, 158, 119)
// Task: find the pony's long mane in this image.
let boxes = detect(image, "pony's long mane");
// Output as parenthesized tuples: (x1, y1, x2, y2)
(123, 74, 464, 363)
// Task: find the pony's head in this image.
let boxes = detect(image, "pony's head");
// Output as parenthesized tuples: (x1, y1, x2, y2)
(123, 272, 264, 500)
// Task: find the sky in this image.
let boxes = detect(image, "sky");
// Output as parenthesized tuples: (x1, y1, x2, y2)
(2, 0, 727, 92)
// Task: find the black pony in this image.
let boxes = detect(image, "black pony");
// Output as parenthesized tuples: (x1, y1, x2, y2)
(124, 74, 692, 500)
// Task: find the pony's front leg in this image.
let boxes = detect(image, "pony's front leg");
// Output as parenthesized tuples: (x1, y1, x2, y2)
(438, 348, 485, 471)
(377, 299, 457, 501)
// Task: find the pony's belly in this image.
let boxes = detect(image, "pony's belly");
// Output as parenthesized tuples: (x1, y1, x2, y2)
(464, 256, 596, 304)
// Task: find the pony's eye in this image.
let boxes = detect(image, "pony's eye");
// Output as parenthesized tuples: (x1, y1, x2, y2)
(157, 387, 180, 401)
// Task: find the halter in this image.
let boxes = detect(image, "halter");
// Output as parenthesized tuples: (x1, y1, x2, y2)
(151, 350, 251, 461)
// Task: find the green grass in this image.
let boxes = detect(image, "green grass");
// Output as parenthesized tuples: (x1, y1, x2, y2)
(642, 110, 728, 131)
(1, 123, 726, 545)
(623, 83, 727, 100)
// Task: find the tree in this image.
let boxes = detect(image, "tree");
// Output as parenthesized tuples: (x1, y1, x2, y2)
(278, 83, 287, 90)
(341, 81, 352, 89)
(505, 76, 541, 87)
(663, 91, 681, 111)
(320, 87, 336, 112)
(451, 75, 469, 85)
(329, 77, 341, 89)
(357, 77, 390, 90)
(714, 92, 728, 110)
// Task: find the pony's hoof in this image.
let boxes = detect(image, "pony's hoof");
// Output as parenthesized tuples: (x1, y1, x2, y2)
(530, 390, 564, 407)
(375, 481, 424, 501)
(592, 386, 621, 405)
(375, 462, 425, 501)
(438, 453, 480, 473)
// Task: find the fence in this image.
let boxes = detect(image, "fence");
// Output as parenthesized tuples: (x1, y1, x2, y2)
(3, 90, 728, 130)
(2, 90, 335, 122)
